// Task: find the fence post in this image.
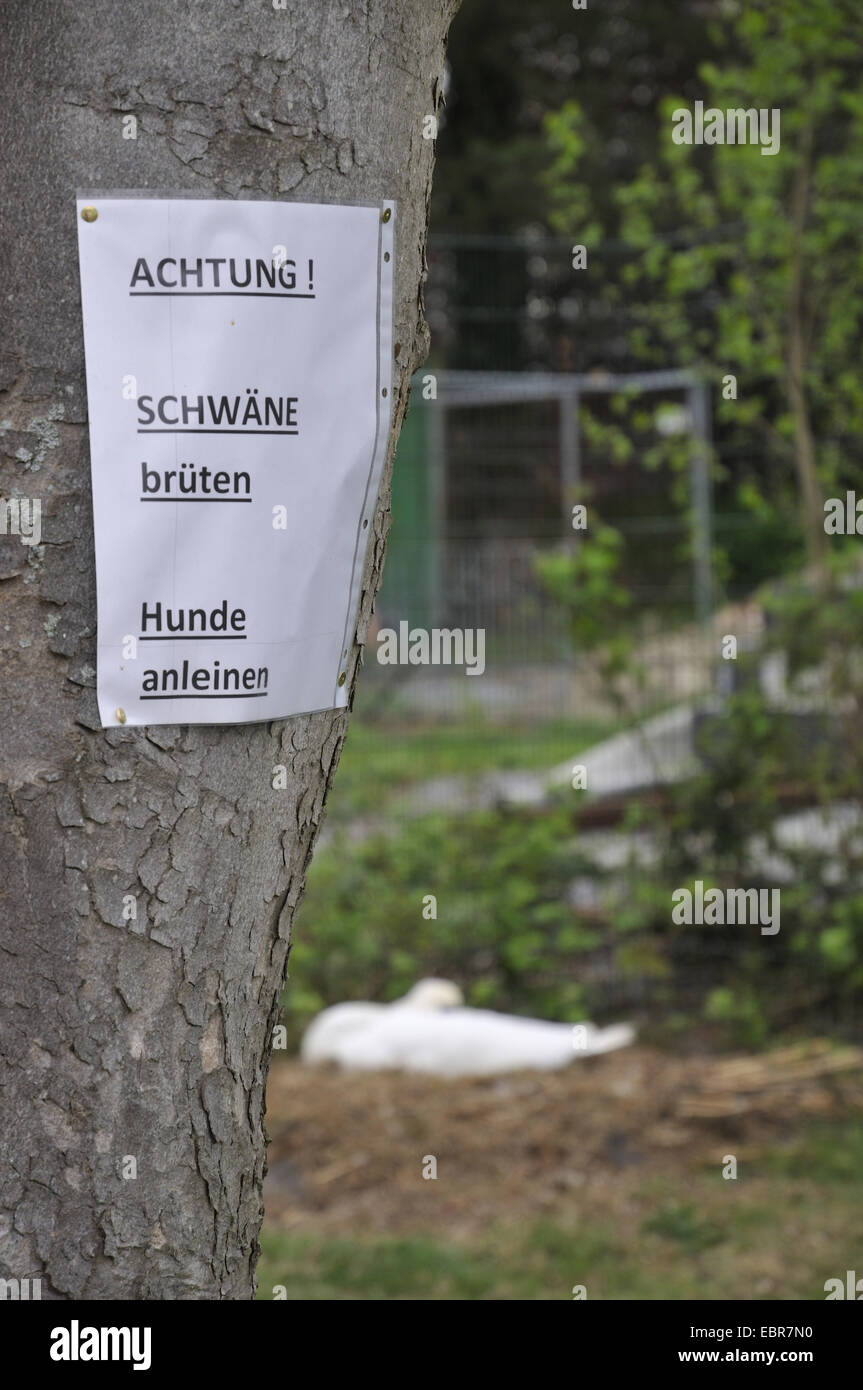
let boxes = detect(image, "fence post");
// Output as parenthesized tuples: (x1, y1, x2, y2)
(428, 400, 447, 625)
(688, 380, 714, 625)
(559, 386, 581, 549)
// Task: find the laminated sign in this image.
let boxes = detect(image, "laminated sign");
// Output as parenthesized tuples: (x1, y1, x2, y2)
(76, 194, 395, 727)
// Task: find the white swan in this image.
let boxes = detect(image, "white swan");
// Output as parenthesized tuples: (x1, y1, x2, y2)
(300, 978, 635, 1077)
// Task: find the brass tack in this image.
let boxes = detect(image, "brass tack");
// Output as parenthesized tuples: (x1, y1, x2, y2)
(381, 208, 391, 223)
(81, 206, 98, 223)
(337, 672, 347, 687)
(115, 707, 127, 724)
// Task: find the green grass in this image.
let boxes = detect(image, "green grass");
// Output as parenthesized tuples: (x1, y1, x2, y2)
(257, 1119, 863, 1300)
(756, 1118, 863, 1184)
(642, 1202, 725, 1254)
(256, 1221, 656, 1301)
(326, 714, 620, 823)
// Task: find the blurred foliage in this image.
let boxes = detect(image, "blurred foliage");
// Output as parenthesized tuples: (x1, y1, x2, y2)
(287, 555, 863, 1050)
(434, 0, 717, 236)
(529, 0, 863, 1050)
(657, 556, 863, 1041)
(286, 801, 599, 1043)
(544, 0, 863, 568)
(429, 0, 719, 373)
(533, 501, 863, 1044)
(536, 524, 639, 697)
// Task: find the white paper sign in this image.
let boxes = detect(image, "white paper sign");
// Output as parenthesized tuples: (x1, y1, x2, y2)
(76, 194, 394, 727)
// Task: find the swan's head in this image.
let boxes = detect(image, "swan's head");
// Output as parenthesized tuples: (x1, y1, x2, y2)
(399, 978, 464, 1011)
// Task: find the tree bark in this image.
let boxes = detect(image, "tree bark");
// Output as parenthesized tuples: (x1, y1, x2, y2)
(0, 0, 458, 1300)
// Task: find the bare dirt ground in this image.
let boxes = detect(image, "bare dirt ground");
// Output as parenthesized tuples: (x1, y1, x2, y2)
(263, 1042, 863, 1240)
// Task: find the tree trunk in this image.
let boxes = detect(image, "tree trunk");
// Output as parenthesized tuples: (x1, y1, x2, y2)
(787, 121, 826, 572)
(0, 0, 458, 1300)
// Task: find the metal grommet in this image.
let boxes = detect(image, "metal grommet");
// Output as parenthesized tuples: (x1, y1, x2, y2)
(81, 206, 98, 223)
(384, 251, 390, 262)
(362, 518, 368, 528)
(381, 387, 388, 397)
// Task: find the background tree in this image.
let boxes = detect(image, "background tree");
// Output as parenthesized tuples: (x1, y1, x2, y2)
(434, 0, 715, 236)
(0, 0, 458, 1300)
(429, 0, 717, 374)
(535, 0, 863, 1046)
(544, 0, 863, 573)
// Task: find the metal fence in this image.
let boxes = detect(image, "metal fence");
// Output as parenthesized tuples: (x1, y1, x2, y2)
(364, 230, 791, 724)
(370, 366, 716, 720)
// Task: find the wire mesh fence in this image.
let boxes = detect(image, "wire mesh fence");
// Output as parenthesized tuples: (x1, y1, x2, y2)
(370, 363, 716, 723)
